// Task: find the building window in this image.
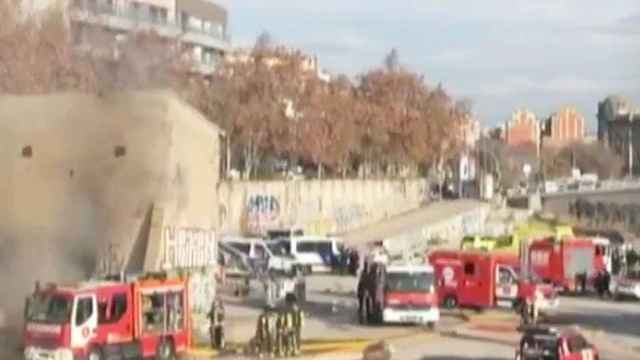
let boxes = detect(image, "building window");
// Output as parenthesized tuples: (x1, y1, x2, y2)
(203, 20, 212, 34)
(187, 16, 203, 32)
(150, 6, 168, 24)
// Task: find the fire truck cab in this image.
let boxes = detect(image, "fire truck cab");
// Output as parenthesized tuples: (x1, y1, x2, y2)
(428, 250, 558, 311)
(528, 236, 610, 292)
(357, 258, 439, 327)
(23, 274, 190, 360)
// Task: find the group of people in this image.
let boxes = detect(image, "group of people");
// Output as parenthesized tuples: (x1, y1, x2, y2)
(252, 293, 304, 358)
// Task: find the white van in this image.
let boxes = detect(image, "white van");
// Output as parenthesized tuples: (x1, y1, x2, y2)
(221, 236, 297, 274)
(267, 236, 344, 274)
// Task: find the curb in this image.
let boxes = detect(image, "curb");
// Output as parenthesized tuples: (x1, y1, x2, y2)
(187, 339, 372, 358)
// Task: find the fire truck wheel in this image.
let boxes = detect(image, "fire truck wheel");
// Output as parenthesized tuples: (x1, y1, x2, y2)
(443, 295, 458, 309)
(156, 338, 175, 360)
(87, 348, 103, 360)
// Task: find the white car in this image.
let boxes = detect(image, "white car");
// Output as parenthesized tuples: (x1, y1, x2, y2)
(613, 270, 640, 300)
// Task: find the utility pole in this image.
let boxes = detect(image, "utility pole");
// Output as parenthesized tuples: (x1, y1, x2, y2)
(629, 111, 635, 178)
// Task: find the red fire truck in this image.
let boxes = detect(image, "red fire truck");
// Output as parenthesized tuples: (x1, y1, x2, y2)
(428, 250, 558, 311)
(527, 236, 610, 292)
(23, 274, 190, 360)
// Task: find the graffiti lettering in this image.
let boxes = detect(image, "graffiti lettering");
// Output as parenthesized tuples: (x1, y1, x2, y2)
(247, 194, 280, 233)
(334, 205, 364, 232)
(163, 227, 217, 269)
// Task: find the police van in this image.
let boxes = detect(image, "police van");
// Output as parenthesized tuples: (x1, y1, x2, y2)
(221, 236, 298, 274)
(267, 236, 344, 274)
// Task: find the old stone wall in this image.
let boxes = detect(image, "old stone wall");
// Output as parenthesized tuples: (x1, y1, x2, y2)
(0, 91, 221, 330)
(217, 179, 429, 236)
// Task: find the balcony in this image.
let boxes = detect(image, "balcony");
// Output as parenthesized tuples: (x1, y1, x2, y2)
(69, 1, 181, 39)
(180, 31, 229, 53)
(180, 21, 230, 52)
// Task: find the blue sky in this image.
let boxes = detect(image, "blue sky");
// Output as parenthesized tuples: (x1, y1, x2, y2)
(216, 0, 640, 130)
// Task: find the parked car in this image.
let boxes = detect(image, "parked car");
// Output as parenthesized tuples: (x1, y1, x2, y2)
(515, 326, 599, 360)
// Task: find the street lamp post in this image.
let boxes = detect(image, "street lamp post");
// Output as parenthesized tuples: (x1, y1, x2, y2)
(629, 111, 635, 178)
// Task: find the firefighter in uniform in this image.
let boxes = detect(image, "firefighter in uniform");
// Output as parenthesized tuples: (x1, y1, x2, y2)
(275, 307, 290, 357)
(255, 305, 277, 358)
(208, 298, 225, 349)
(286, 293, 304, 356)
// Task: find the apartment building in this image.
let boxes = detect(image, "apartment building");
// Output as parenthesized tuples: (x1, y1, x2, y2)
(503, 109, 540, 149)
(68, 0, 230, 73)
(542, 106, 585, 148)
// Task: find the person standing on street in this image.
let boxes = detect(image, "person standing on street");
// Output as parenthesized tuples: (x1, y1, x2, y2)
(285, 293, 304, 356)
(208, 298, 225, 349)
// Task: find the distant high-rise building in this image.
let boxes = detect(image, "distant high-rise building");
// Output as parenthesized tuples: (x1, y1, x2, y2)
(542, 107, 585, 147)
(597, 95, 640, 174)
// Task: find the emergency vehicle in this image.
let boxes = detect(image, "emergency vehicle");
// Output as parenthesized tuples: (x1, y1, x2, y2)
(428, 250, 558, 311)
(23, 273, 190, 360)
(527, 236, 610, 292)
(515, 326, 599, 360)
(357, 258, 439, 328)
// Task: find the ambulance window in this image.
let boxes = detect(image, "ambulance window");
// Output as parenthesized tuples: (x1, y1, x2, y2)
(464, 262, 475, 276)
(75, 297, 94, 325)
(498, 268, 513, 284)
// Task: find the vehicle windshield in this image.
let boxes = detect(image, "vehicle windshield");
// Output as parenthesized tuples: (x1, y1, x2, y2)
(228, 242, 251, 255)
(25, 293, 72, 324)
(385, 272, 434, 292)
(297, 240, 333, 254)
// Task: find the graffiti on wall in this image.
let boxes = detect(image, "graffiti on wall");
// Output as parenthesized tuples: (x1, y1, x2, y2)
(189, 269, 216, 314)
(333, 204, 365, 232)
(246, 194, 280, 233)
(304, 218, 333, 236)
(163, 227, 217, 269)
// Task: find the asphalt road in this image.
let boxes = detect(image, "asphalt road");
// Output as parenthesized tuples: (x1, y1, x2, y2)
(547, 295, 640, 355)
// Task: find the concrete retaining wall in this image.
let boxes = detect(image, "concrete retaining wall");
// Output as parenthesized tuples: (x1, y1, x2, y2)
(217, 179, 429, 236)
(385, 204, 491, 256)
